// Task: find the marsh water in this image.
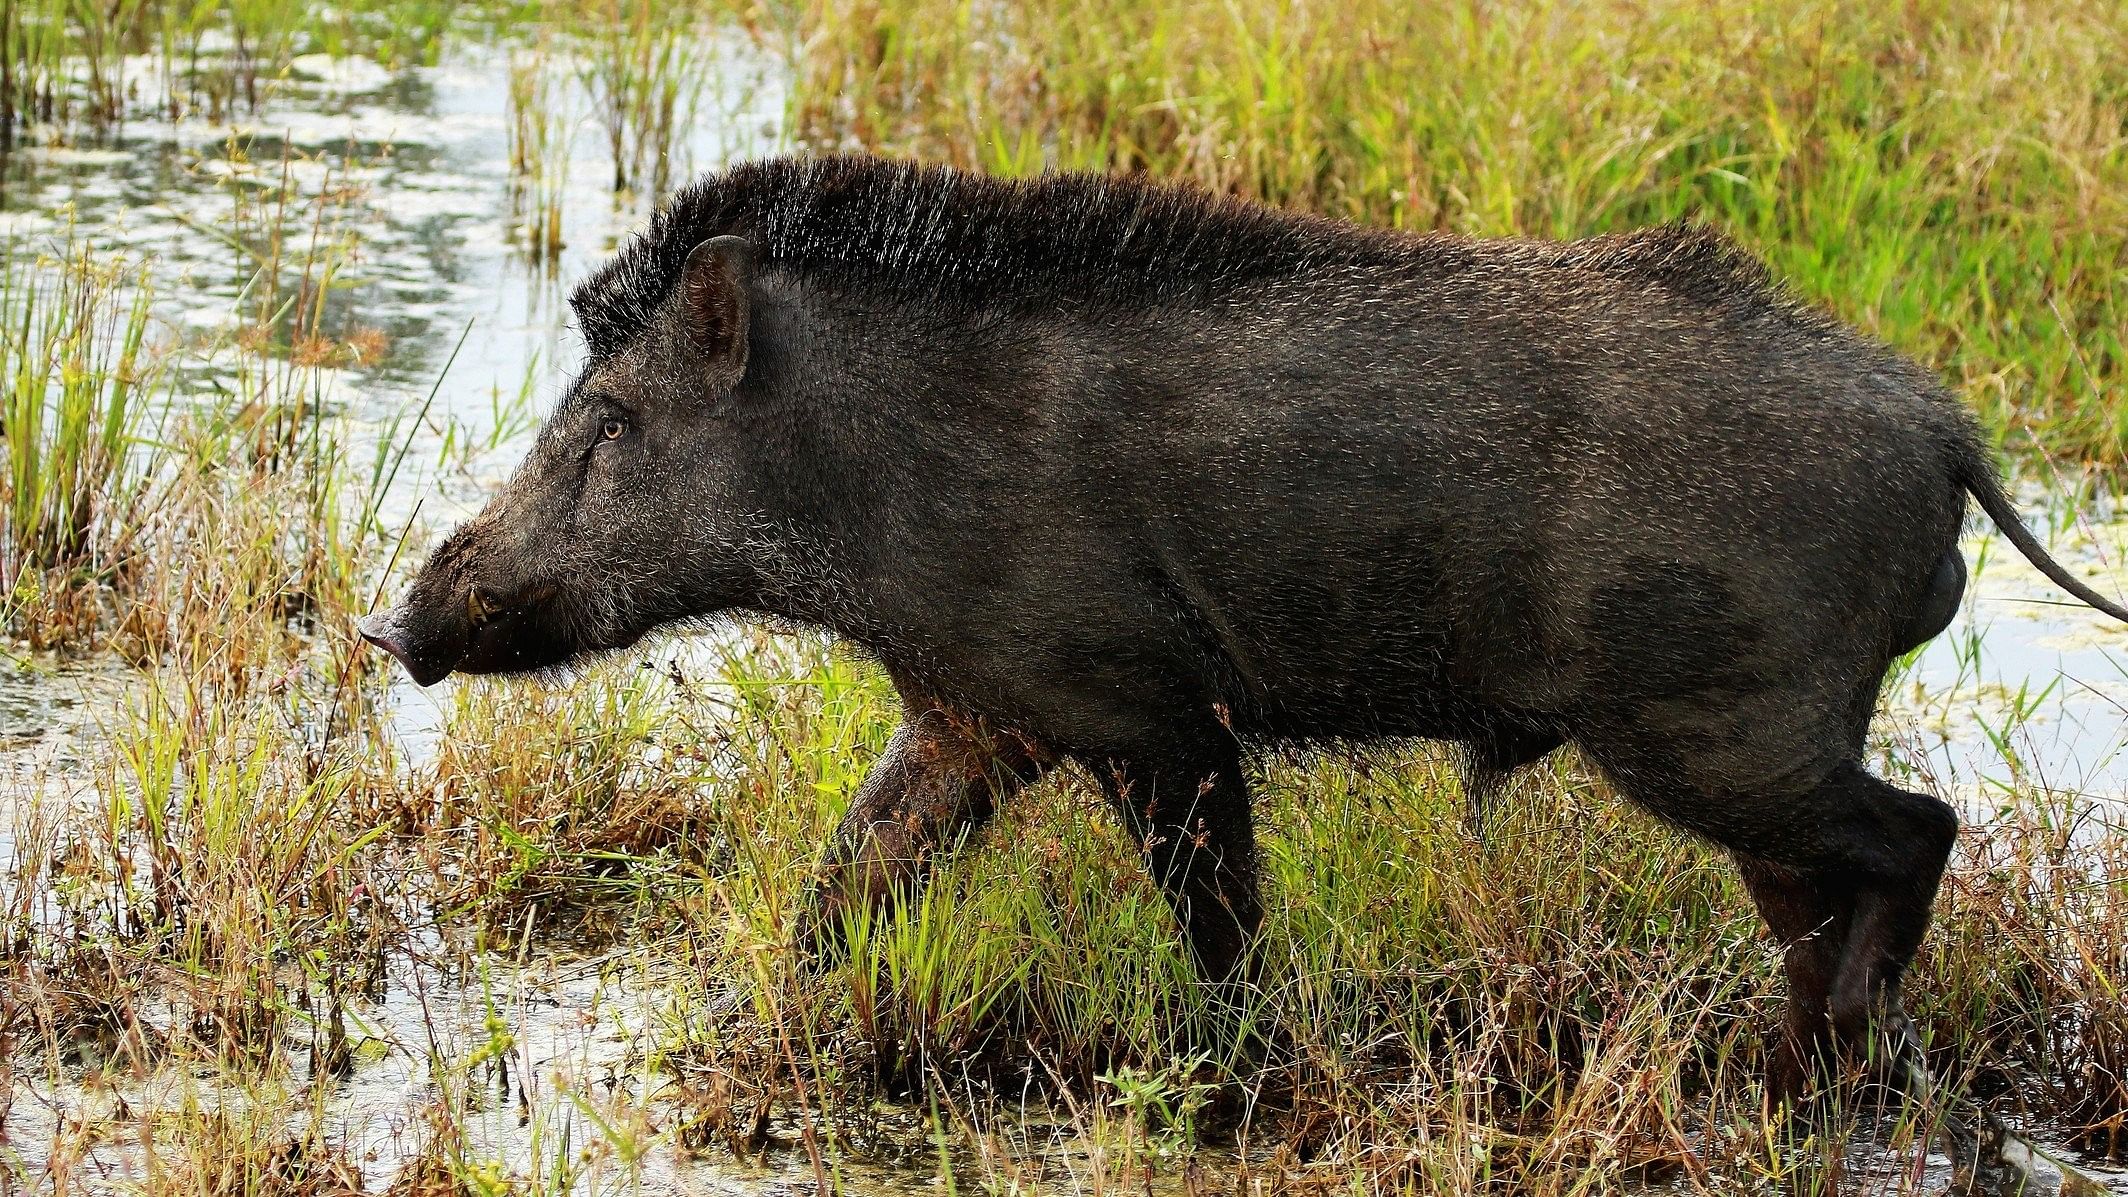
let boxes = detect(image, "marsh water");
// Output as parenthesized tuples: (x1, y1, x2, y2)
(1, 33, 2125, 1194)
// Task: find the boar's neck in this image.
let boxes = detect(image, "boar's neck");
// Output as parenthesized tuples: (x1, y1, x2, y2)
(731, 279, 1223, 702)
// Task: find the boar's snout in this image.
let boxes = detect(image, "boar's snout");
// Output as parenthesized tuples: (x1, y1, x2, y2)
(361, 568, 576, 686)
(358, 605, 462, 687)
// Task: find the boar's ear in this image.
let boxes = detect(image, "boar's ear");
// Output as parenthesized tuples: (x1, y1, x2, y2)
(682, 235, 754, 389)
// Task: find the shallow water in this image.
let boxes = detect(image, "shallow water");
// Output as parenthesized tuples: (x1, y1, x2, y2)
(0, 34, 807, 1193)
(1, 31, 2125, 1195)
(3, 936, 1054, 1193)
(1896, 491, 2128, 806)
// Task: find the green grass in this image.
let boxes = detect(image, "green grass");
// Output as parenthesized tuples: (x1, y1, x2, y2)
(627, 639, 2127, 1183)
(0, 238, 158, 647)
(768, 0, 2128, 465)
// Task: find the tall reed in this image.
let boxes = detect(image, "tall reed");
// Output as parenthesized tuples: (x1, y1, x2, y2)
(0, 239, 158, 648)
(576, 0, 707, 197)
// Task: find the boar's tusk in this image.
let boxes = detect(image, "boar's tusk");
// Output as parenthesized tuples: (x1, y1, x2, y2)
(467, 588, 500, 627)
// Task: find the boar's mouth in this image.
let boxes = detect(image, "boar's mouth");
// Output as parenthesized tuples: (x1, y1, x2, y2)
(359, 581, 594, 686)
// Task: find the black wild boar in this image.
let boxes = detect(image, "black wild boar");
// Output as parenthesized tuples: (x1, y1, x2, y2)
(361, 155, 2128, 1095)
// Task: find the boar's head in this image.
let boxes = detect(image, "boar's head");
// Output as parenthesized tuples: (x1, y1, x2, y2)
(361, 236, 764, 685)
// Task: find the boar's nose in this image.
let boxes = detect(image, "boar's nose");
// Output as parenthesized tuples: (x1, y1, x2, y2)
(358, 610, 454, 687)
(357, 612, 414, 671)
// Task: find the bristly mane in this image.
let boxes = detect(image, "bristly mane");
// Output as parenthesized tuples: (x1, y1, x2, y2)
(567, 156, 1378, 359)
(568, 155, 1808, 361)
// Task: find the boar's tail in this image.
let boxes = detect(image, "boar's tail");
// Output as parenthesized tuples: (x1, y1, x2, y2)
(1958, 445, 2128, 625)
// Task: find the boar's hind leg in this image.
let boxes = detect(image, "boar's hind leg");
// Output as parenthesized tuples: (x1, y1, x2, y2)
(1590, 740, 1957, 1087)
(1814, 765, 1961, 1047)
(798, 703, 1048, 958)
(1734, 855, 1848, 1102)
(1097, 739, 1262, 985)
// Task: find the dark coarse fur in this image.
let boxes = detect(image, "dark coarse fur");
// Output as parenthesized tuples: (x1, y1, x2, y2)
(365, 156, 2128, 1097)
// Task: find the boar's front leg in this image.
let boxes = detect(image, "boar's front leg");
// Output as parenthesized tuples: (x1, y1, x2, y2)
(1097, 739, 1263, 986)
(797, 700, 1048, 958)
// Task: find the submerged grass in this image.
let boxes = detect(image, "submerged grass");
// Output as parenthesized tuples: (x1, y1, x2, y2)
(0, 0, 462, 140)
(508, 46, 572, 265)
(574, 0, 709, 197)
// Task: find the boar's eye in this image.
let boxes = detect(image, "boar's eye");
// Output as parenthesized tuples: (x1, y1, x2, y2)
(600, 417, 628, 442)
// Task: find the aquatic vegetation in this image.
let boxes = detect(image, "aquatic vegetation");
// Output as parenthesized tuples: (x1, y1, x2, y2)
(649, 644, 2128, 1190)
(0, 239, 159, 648)
(0, 0, 2124, 1192)
(0, 0, 462, 141)
(508, 47, 572, 264)
(1925, 789, 2128, 1159)
(573, 0, 710, 198)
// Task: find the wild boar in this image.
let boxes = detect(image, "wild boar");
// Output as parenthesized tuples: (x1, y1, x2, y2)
(360, 155, 2128, 1096)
